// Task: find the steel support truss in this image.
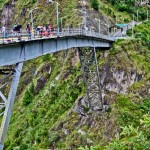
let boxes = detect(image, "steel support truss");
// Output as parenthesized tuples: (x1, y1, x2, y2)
(0, 63, 23, 150)
(78, 47, 103, 110)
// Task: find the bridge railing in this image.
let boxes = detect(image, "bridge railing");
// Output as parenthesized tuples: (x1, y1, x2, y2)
(0, 28, 115, 44)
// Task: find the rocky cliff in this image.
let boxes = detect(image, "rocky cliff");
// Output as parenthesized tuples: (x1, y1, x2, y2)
(0, 0, 149, 149)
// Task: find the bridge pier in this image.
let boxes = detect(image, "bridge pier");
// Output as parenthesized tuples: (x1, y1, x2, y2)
(78, 47, 103, 110)
(0, 63, 23, 150)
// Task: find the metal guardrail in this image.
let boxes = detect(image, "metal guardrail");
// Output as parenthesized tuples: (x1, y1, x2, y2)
(0, 28, 115, 44)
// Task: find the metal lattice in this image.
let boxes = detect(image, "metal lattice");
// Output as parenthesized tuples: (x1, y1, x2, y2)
(0, 68, 14, 116)
(0, 63, 23, 149)
(79, 48, 103, 110)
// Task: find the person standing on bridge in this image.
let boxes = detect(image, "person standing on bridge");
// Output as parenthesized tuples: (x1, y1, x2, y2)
(1, 25, 6, 37)
(26, 24, 31, 39)
(1, 25, 8, 43)
(2, 25, 6, 33)
(49, 24, 53, 32)
(49, 24, 54, 36)
(69, 24, 73, 34)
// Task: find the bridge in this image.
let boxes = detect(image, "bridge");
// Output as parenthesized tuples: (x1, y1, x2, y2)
(0, 29, 114, 66)
(0, 29, 115, 149)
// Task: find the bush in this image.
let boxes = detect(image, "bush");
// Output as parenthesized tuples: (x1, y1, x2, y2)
(20, 144, 28, 150)
(106, 124, 150, 150)
(29, 82, 34, 94)
(42, 54, 50, 62)
(118, 4, 127, 12)
(90, 0, 99, 11)
(22, 89, 33, 106)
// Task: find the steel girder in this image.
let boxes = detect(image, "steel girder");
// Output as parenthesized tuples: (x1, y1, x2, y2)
(0, 63, 23, 150)
(78, 48, 103, 110)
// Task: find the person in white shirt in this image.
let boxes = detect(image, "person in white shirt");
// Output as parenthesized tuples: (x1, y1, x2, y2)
(1, 26, 6, 33)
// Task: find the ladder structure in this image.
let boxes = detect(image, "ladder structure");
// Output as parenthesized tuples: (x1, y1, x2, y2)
(78, 48, 103, 110)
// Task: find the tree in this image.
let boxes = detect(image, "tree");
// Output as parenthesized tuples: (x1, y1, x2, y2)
(91, 0, 99, 11)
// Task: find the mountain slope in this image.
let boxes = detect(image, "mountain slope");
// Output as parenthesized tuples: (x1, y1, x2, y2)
(5, 23, 150, 149)
(0, 0, 149, 149)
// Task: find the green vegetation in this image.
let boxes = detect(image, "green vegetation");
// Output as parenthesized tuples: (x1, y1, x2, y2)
(106, 0, 149, 20)
(90, 0, 99, 11)
(1, 0, 80, 28)
(100, 0, 149, 23)
(100, 1, 131, 23)
(22, 83, 34, 106)
(5, 23, 150, 148)
(0, 0, 5, 9)
(106, 114, 150, 150)
(0, 0, 149, 149)
(134, 21, 150, 44)
(5, 50, 86, 149)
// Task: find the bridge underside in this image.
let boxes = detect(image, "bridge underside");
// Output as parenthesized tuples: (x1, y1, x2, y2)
(0, 36, 112, 67)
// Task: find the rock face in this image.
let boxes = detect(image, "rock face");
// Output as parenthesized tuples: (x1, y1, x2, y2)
(0, 2, 16, 27)
(104, 68, 139, 94)
(76, 46, 145, 110)
(77, 0, 112, 34)
(0, 0, 112, 34)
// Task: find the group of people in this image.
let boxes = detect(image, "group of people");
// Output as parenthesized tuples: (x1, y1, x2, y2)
(36, 24, 54, 36)
(0, 23, 55, 43)
(25, 23, 54, 38)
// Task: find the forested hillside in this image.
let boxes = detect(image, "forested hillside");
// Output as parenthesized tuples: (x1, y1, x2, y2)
(0, 0, 149, 149)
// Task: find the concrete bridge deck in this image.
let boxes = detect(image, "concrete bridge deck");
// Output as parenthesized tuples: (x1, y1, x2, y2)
(0, 29, 115, 66)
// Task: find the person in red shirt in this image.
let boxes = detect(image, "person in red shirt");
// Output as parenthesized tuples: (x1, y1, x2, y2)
(48, 24, 54, 36)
